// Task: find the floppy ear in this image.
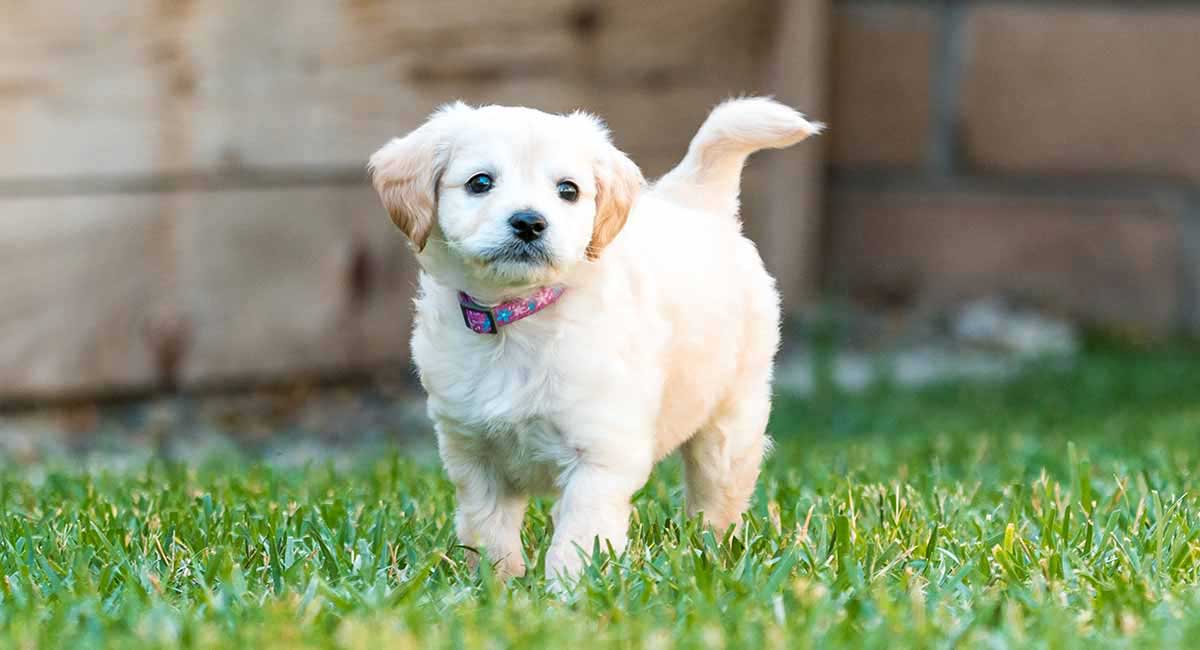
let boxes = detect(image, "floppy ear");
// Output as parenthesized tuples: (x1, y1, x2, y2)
(368, 105, 464, 251)
(588, 146, 644, 260)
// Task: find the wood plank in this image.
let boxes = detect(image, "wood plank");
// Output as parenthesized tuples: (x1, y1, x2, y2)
(0, 203, 162, 396)
(0, 0, 828, 399)
(750, 0, 831, 310)
(0, 2, 166, 179)
(0, 0, 770, 180)
(173, 186, 415, 385)
(0, 187, 415, 399)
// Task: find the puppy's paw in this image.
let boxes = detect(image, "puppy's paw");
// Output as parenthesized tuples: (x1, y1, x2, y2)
(544, 565, 584, 600)
(496, 554, 527, 580)
(544, 544, 585, 585)
(462, 547, 527, 581)
(462, 547, 481, 573)
(545, 574, 572, 599)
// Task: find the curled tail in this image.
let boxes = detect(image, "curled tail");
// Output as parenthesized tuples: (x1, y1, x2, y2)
(655, 97, 823, 214)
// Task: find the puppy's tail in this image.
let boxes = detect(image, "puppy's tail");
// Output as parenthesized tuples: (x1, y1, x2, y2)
(655, 97, 823, 215)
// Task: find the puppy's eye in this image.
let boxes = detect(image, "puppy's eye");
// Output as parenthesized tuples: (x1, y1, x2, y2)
(466, 173, 494, 195)
(556, 180, 579, 202)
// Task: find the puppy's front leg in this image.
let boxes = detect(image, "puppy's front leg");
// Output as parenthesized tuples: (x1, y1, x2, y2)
(438, 429, 528, 579)
(545, 459, 650, 586)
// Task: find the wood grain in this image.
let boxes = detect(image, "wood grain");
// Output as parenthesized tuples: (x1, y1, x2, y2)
(0, 0, 772, 180)
(754, 0, 830, 310)
(0, 188, 416, 399)
(0, 0, 827, 399)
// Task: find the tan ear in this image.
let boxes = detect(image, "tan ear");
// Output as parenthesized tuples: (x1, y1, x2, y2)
(588, 148, 644, 260)
(368, 105, 465, 250)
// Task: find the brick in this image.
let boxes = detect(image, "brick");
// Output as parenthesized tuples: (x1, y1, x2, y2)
(963, 7, 1200, 180)
(829, 5, 935, 166)
(826, 191, 1182, 333)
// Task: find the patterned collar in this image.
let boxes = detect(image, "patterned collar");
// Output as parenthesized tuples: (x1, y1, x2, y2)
(457, 286, 566, 334)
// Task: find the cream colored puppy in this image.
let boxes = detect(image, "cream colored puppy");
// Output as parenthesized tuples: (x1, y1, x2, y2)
(369, 97, 821, 585)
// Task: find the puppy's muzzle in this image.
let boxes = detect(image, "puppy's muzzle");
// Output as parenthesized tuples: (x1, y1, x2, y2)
(509, 210, 547, 243)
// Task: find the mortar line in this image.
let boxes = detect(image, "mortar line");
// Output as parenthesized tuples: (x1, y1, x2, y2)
(927, 0, 967, 176)
(1175, 189, 1200, 334)
(831, 166, 1184, 198)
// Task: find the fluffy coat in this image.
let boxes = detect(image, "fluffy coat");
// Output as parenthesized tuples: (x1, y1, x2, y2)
(368, 97, 821, 584)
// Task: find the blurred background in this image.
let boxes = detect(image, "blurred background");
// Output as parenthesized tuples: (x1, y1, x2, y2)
(1, 1, 1196, 447)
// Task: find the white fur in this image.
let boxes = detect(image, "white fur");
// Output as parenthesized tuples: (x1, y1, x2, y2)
(369, 97, 821, 586)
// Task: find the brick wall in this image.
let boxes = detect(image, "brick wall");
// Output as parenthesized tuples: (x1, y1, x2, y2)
(825, 1, 1200, 336)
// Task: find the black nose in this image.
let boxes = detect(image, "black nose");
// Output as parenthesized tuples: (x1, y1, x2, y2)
(509, 210, 547, 242)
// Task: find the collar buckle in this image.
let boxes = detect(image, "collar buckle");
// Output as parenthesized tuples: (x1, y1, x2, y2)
(459, 302, 498, 335)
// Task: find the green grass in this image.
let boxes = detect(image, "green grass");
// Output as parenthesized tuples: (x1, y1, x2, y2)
(2, 345, 1200, 648)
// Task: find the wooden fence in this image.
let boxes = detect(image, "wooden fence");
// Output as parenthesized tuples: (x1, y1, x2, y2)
(0, 0, 827, 400)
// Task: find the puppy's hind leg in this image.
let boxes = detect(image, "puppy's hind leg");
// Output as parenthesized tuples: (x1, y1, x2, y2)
(681, 386, 771, 533)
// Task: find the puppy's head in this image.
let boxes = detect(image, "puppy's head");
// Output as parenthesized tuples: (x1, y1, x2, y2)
(369, 103, 643, 291)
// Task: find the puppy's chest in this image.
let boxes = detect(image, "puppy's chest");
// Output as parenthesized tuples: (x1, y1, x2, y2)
(421, 337, 576, 489)
(426, 341, 563, 418)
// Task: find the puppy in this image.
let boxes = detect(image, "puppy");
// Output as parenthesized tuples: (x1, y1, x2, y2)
(369, 97, 821, 585)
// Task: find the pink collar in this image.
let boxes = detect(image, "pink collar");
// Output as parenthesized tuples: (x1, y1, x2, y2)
(458, 286, 566, 334)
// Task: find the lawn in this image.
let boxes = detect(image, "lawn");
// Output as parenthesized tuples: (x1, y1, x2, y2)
(1, 344, 1199, 648)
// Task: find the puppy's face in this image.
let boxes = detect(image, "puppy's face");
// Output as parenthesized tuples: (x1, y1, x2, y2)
(370, 104, 643, 292)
